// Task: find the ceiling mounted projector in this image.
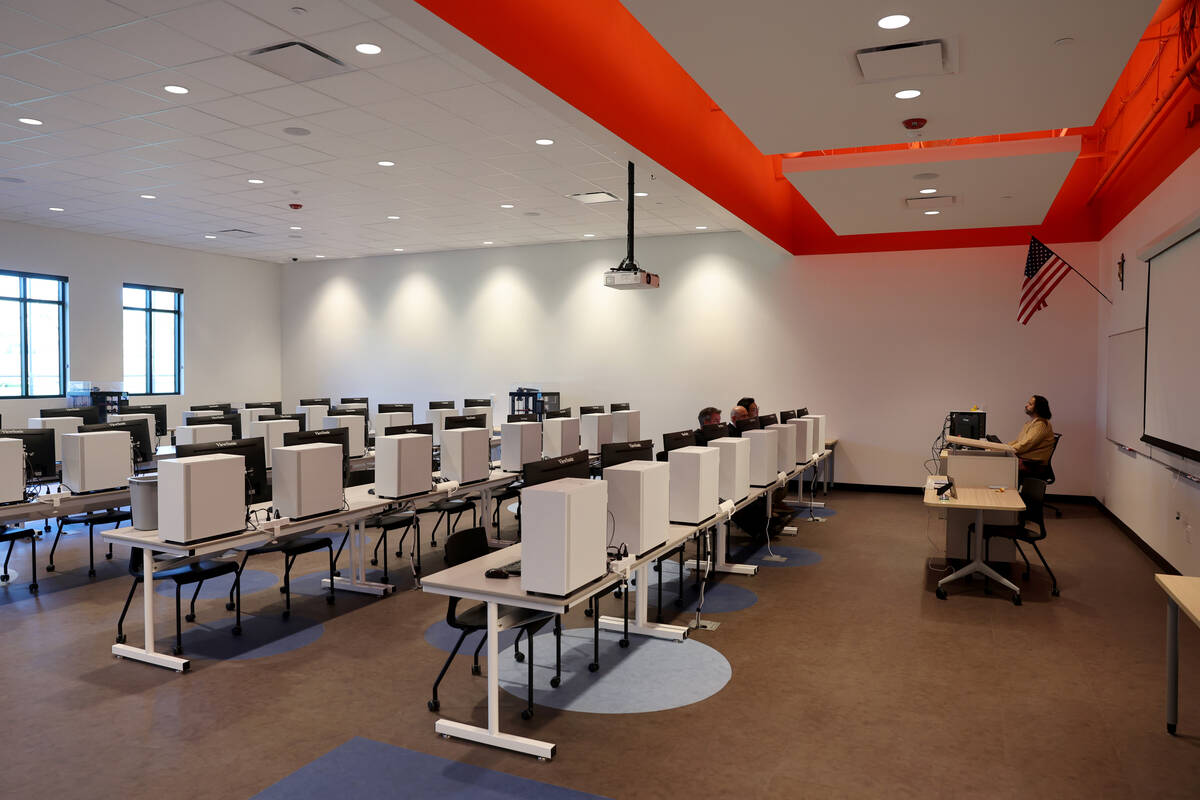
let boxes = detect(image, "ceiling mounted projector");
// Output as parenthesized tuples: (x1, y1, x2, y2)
(605, 161, 660, 291)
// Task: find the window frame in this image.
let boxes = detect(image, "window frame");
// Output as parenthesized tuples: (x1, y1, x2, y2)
(122, 282, 183, 396)
(0, 268, 68, 399)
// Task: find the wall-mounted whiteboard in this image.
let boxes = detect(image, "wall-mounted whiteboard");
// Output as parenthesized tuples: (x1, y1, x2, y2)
(1106, 327, 1146, 454)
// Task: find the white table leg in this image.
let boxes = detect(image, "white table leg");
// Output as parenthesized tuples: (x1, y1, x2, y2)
(435, 600, 555, 759)
(600, 562, 688, 641)
(325, 521, 395, 595)
(937, 509, 1020, 598)
(688, 518, 757, 575)
(112, 547, 190, 671)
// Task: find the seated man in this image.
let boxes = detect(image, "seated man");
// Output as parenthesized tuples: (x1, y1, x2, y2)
(1010, 394, 1056, 474)
(737, 397, 758, 420)
(697, 406, 721, 427)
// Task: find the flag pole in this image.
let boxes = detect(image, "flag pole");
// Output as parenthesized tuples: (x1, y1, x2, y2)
(1063, 263, 1112, 305)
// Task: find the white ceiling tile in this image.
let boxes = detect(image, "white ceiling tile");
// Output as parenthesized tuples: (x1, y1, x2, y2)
(305, 20, 428, 69)
(98, 117, 181, 143)
(167, 135, 243, 159)
(216, 151, 290, 171)
(194, 95, 290, 126)
(17, 94, 125, 127)
(224, 0, 369, 37)
(144, 106, 239, 134)
(13, 134, 101, 159)
(67, 83, 173, 116)
(245, 84, 346, 116)
(110, 0, 208, 13)
(257, 144, 335, 166)
(54, 126, 143, 151)
(168, 158, 241, 177)
(0, 6, 72, 49)
(369, 56, 476, 95)
(67, 150, 158, 172)
(349, 126, 437, 151)
(0, 75, 54, 104)
(0, 53, 107, 93)
(125, 144, 198, 165)
(206, 126, 287, 151)
(423, 83, 522, 118)
(92, 19, 224, 68)
(121, 68, 232, 104)
(259, 164, 327, 183)
(305, 71, 410, 105)
(297, 107, 391, 135)
(156, 1, 292, 53)
(33, 37, 159, 81)
(176, 55, 291, 94)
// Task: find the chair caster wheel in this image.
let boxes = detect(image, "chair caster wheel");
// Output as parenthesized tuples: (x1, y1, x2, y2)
(413, 566, 421, 575)
(326, 595, 335, 605)
(0, 574, 7, 582)
(588, 662, 599, 673)
(185, 613, 195, 622)
(232, 626, 242, 636)
(1051, 588, 1060, 597)
(225, 602, 235, 611)
(584, 608, 593, 618)
(45, 565, 55, 573)
(105, 553, 113, 560)
(550, 677, 560, 688)
(115, 634, 126, 644)
(88, 569, 97, 578)
(279, 586, 286, 593)
(1012, 594, 1022, 606)
(282, 610, 290, 620)
(613, 589, 623, 599)
(172, 646, 183, 656)
(619, 639, 629, 648)
(935, 587, 947, 600)
(521, 709, 533, 721)
(471, 665, 481, 676)
(370, 558, 378, 566)
(652, 563, 660, 572)
(428, 699, 440, 712)
(29, 583, 38, 593)
(514, 652, 525, 662)
(333, 570, 341, 577)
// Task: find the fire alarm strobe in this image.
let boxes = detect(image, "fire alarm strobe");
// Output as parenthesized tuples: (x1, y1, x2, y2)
(289, 203, 303, 210)
(903, 118, 927, 130)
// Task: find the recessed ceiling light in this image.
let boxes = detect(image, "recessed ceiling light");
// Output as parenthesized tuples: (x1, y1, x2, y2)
(500, 203, 515, 209)
(283, 127, 311, 136)
(355, 43, 382, 55)
(482, 241, 493, 245)
(18, 118, 42, 126)
(894, 89, 921, 100)
(247, 178, 264, 185)
(695, 226, 708, 230)
(386, 215, 400, 220)
(877, 14, 911, 30)
(919, 187, 937, 194)
(48, 207, 64, 212)
(534, 138, 554, 146)
(924, 210, 941, 215)
(289, 225, 302, 230)
(583, 233, 595, 238)
(140, 194, 156, 199)
(393, 248, 404, 252)
(377, 160, 395, 167)
(204, 234, 216, 239)
(633, 192, 648, 197)
(163, 85, 188, 95)
(314, 255, 325, 259)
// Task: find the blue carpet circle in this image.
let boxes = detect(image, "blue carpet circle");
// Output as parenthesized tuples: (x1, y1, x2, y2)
(170, 613, 325, 661)
(741, 544, 823, 567)
(626, 562, 759, 613)
(424, 619, 521, 653)
(497, 628, 731, 714)
(154, 568, 276, 598)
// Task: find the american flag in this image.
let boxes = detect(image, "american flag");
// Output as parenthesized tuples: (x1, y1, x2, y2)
(1019, 237, 1073, 326)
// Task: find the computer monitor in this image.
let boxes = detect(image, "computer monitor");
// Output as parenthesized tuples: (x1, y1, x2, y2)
(190, 403, 233, 413)
(175, 437, 270, 506)
(298, 397, 332, 407)
(796, 407, 809, 418)
(735, 418, 761, 433)
(384, 423, 433, 436)
(258, 413, 306, 432)
(696, 423, 731, 444)
(949, 411, 986, 439)
(445, 414, 487, 430)
(283, 427, 350, 486)
(662, 430, 696, 453)
(545, 408, 571, 419)
(600, 440, 653, 469)
(40, 406, 101, 425)
(327, 408, 367, 420)
(610, 403, 630, 412)
(378, 403, 413, 414)
(522, 450, 590, 487)
(185, 412, 241, 439)
(428, 400, 455, 410)
(579, 405, 605, 416)
(507, 413, 537, 423)
(0, 428, 56, 482)
(120, 403, 168, 436)
(244, 401, 283, 414)
(463, 398, 490, 409)
(780, 410, 796, 423)
(340, 396, 368, 405)
(81, 420, 154, 464)
(758, 413, 779, 427)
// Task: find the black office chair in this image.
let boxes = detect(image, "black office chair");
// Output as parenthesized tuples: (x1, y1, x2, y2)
(116, 547, 243, 655)
(977, 477, 1060, 598)
(419, 494, 478, 550)
(1, 527, 39, 593)
(47, 507, 131, 577)
(229, 535, 336, 619)
(490, 479, 522, 536)
(365, 509, 420, 580)
(1035, 433, 1063, 518)
(428, 527, 558, 721)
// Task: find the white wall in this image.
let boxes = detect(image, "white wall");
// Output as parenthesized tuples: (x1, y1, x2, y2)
(1096, 148, 1200, 575)
(0, 220, 282, 427)
(280, 231, 1098, 493)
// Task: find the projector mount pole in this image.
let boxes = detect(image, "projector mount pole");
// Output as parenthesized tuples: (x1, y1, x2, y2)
(618, 161, 637, 272)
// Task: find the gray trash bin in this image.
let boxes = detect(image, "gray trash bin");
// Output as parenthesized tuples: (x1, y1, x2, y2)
(129, 475, 159, 531)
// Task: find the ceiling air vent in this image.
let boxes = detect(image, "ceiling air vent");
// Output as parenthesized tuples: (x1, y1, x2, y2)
(904, 195, 956, 211)
(240, 41, 351, 83)
(568, 191, 620, 204)
(216, 228, 259, 238)
(854, 39, 955, 83)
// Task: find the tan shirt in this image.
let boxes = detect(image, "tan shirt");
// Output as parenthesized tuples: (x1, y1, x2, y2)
(1009, 417, 1055, 462)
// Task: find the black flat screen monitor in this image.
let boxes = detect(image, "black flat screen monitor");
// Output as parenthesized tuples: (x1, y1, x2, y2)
(384, 423, 433, 436)
(796, 407, 809, 418)
(40, 405, 101, 425)
(949, 411, 986, 439)
(185, 412, 241, 439)
(579, 405, 605, 416)
(545, 408, 571, 419)
(429, 400, 455, 410)
(463, 398, 490, 409)
(780, 410, 796, 424)
(175, 437, 269, 505)
(378, 403, 413, 414)
(735, 418, 761, 433)
(81, 420, 153, 464)
(758, 413, 779, 427)
(662, 430, 696, 453)
(244, 401, 283, 414)
(445, 414, 487, 431)
(258, 413, 305, 432)
(340, 396, 368, 405)
(600, 440, 653, 469)
(507, 413, 537, 423)
(119, 403, 168, 436)
(0, 428, 55, 481)
(298, 397, 332, 407)
(610, 403, 630, 412)
(190, 403, 232, 412)
(696, 423, 731, 444)
(522, 450, 590, 488)
(283, 427, 350, 486)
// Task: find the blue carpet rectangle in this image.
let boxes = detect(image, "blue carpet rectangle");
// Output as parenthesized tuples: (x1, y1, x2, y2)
(252, 736, 609, 799)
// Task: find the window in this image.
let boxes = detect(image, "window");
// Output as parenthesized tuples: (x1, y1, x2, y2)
(123, 284, 182, 395)
(0, 270, 68, 398)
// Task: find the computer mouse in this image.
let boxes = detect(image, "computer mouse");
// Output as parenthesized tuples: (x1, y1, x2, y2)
(484, 568, 509, 579)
